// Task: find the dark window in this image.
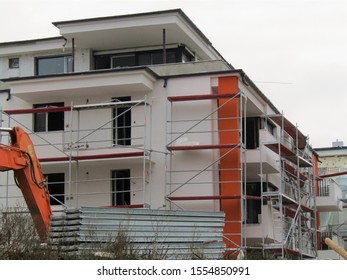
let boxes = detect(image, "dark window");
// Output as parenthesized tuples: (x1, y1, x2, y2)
(9, 58, 19, 69)
(111, 169, 130, 206)
(242, 117, 260, 149)
(265, 119, 276, 136)
(138, 53, 151, 66)
(151, 52, 164, 64)
(36, 55, 72, 76)
(33, 102, 64, 132)
(166, 51, 178, 63)
(139, 50, 177, 65)
(246, 182, 268, 224)
(46, 173, 65, 206)
(111, 54, 136, 68)
(95, 55, 111, 69)
(113, 97, 131, 146)
(94, 46, 193, 70)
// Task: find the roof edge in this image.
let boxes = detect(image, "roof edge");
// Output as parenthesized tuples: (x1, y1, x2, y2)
(1, 66, 159, 83)
(52, 9, 184, 27)
(0, 36, 65, 47)
(314, 146, 347, 152)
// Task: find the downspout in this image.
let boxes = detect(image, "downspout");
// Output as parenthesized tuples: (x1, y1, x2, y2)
(0, 81, 11, 101)
(72, 38, 75, 72)
(163, 29, 166, 64)
(0, 89, 11, 101)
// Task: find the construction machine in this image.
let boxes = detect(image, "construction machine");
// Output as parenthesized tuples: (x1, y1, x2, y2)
(0, 126, 52, 241)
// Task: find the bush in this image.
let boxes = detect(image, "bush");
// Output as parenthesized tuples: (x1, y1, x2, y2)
(0, 210, 166, 260)
(0, 210, 60, 259)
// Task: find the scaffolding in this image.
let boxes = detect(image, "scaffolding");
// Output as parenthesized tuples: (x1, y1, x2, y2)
(165, 76, 247, 258)
(164, 78, 317, 259)
(0, 79, 317, 259)
(260, 113, 317, 259)
(0, 98, 152, 210)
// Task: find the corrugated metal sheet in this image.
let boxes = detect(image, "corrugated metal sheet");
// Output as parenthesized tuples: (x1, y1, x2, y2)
(50, 207, 226, 259)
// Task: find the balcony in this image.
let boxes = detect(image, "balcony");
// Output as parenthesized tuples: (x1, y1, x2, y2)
(316, 179, 343, 212)
(4, 68, 156, 101)
(245, 129, 279, 180)
(245, 149, 279, 181)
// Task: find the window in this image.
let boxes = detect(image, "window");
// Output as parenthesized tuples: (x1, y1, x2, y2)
(113, 97, 131, 146)
(94, 46, 193, 70)
(33, 102, 64, 132)
(111, 169, 130, 206)
(138, 50, 177, 65)
(242, 117, 260, 149)
(265, 119, 276, 136)
(9, 58, 19, 69)
(245, 182, 269, 224)
(36, 55, 72, 76)
(94, 54, 110, 69)
(111, 54, 136, 68)
(46, 173, 65, 206)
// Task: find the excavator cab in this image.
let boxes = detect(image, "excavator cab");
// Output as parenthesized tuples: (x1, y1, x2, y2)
(0, 126, 52, 241)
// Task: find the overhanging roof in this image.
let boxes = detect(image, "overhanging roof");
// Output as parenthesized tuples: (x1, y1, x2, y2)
(52, 9, 224, 61)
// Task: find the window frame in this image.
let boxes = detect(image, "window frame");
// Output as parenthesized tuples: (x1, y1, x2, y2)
(9, 57, 19, 69)
(33, 102, 65, 132)
(111, 169, 131, 206)
(45, 173, 65, 206)
(94, 45, 194, 70)
(35, 55, 73, 76)
(112, 96, 131, 146)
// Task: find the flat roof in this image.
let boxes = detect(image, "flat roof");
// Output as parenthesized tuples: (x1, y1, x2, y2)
(52, 9, 212, 45)
(315, 146, 347, 152)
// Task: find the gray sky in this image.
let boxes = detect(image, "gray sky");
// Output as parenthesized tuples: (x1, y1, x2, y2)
(1, 0, 346, 148)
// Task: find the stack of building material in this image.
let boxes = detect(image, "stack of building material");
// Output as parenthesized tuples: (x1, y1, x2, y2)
(50, 207, 226, 259)
(49, 208, 81, 253)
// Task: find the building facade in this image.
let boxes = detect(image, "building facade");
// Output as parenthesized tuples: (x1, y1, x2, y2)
(315, 144, 346, 259)
(0, 9, 327, 259)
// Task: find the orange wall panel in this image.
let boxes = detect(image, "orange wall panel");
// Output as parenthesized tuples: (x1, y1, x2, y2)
(217, 76, 242, 249)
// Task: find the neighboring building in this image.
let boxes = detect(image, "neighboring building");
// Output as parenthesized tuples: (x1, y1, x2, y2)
(315, 143, 346, 259)
(0, 9, 324, 259)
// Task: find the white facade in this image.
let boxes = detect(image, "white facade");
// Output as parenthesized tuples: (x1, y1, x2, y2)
(0, 9, 319, 259)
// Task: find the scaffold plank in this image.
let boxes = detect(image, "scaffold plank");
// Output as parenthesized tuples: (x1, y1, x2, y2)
(167, 143, 238, 151)
(4, 106, 72, 114)
(168, 93, 238, 102)
(167, 195, 263, 201)
(39, 151, 145, 162)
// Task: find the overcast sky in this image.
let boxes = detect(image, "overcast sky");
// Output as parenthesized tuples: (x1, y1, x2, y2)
(1, 0, 346, 148)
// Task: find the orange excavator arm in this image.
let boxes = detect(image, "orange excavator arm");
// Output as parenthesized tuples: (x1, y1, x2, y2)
(0, 126, 52, 241)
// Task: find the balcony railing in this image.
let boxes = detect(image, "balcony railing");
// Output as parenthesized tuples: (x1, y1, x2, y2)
(318, 179, 331, 197)
(316, 179, 342, 212)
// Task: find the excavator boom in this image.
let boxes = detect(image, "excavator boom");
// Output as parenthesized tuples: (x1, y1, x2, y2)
(0, 127, 52, 241)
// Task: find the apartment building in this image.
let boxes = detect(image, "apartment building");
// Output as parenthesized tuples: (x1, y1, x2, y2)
(315, 143, 346, 259)
(0, 9, 323, 259)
